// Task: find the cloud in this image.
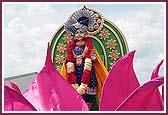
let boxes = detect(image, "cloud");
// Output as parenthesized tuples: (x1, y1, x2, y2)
(4, 16, 58, 77)
(25, 4, 57, 16)
(4, 5, 16, 16)
(114, 4, 165, 84)
(7, 17, 27, 34)
(4, 4, 59, 27)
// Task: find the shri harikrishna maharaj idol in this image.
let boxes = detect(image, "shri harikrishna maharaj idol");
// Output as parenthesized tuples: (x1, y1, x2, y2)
(64, 9, 98, 109)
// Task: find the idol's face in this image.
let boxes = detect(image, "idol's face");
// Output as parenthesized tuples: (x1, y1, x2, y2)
(75, 29, 85, 40)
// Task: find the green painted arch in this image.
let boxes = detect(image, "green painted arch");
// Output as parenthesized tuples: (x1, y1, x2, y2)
(50, 18, 129, 71)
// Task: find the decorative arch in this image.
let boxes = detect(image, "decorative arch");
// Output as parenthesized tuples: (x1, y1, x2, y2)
(49, 6, 129, 71)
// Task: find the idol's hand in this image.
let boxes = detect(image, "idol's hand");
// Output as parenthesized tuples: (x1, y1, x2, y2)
(77, 83, 87, 95)
(77, 88, 86, 95)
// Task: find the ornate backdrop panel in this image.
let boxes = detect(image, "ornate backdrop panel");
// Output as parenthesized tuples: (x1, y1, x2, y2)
(49, 6, 129, 71)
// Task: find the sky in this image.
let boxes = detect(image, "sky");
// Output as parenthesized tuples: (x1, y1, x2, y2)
(2, 2, 166, 84)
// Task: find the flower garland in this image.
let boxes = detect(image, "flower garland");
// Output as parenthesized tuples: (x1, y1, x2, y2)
(66, 37, 93, 95)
